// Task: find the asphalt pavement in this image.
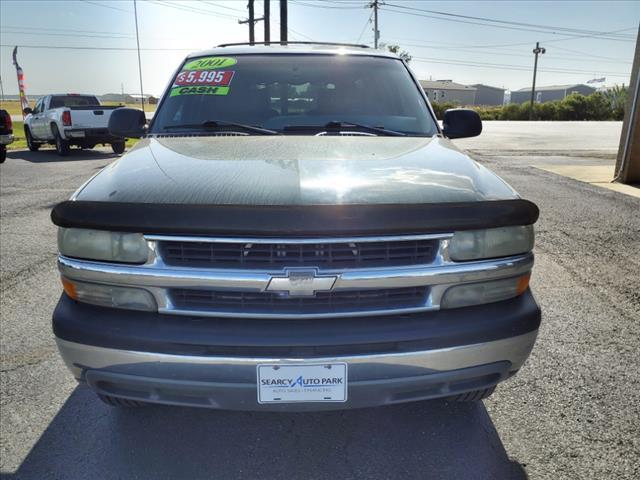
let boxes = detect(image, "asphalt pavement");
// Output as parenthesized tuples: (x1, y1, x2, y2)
(1, 124, 638, 479)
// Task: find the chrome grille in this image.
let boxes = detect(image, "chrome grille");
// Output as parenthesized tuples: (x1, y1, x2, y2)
(169, 287, 429, 315)
(158, 238, 439, 269)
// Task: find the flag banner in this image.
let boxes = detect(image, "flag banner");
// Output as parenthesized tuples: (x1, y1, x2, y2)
(587, 77, 606, 84)
(12, 46, 30, 117)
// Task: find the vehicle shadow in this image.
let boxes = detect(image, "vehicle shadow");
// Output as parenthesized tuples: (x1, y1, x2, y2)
(6, 148, 120, 163)
(5, 385, 527, 480)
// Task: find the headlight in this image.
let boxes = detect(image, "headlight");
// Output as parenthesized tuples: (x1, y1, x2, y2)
(441, 274, 530, 309)
(58, 228, 149, 263)
(61, 277, 157, 311)
(449, 225, 534, 261)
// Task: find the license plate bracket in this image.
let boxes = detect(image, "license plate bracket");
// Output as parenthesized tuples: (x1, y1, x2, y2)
(257, 363, 348, 404)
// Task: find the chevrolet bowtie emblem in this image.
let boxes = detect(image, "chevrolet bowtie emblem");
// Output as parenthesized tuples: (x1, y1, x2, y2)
(266, 269, 337, 297)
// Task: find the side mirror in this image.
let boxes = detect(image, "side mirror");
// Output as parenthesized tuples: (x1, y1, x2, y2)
(442, 109, 482, 139)
(109, 108, 146, 138)
(23, 107, 33, 115)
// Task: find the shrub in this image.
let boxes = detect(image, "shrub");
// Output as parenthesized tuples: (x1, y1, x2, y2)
(430, 91, 624, 121)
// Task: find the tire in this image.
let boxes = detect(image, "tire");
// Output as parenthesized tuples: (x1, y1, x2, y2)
(0, 145, 6, 163)
(447, 386, 496, 402)
(24, 126, 40, 152)
(52, 125, 70, 156)
(97, 393, 147, 408)
(111, 141, 126, 154)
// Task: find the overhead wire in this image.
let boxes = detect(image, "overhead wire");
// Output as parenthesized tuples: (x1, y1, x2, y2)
(79, 0, 133, 13)
(382, 5, 636, 42)
(383, 2, 635, 39)
(411, 56, 631, 77)
(291, 1, 366, 10)
(356, 9, 373, 44)
(148, 0, 238, 20)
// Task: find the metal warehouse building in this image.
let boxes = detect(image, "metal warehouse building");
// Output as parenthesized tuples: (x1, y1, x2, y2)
(510, 84, 596, 104)
(419, 80, 477, 105)
(470, 84, 506, 106)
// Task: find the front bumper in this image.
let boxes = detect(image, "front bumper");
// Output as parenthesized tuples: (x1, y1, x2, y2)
(57, 332, 536, 411)
(53, 291, 541, 411)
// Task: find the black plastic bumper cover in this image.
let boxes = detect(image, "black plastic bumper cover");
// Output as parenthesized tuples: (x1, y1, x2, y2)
(53, 290, 541, 357)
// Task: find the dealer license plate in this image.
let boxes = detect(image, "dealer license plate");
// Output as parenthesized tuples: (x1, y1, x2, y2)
(257, 363, 348, 404)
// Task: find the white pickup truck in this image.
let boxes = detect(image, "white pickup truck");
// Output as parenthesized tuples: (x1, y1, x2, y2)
(23, 94, 126, 156)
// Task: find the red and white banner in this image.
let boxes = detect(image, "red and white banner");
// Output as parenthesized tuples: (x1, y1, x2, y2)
(12, 47, 30, 118)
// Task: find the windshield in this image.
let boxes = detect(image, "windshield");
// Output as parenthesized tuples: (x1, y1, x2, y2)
(151, 54, 437, 136)
(50, 95, 100, 108)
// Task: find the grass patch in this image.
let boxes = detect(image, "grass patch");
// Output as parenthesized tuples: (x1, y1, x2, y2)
(6, 121, 138, 151)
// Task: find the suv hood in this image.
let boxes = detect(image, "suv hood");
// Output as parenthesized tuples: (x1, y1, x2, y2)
(74, 136, 518, 205)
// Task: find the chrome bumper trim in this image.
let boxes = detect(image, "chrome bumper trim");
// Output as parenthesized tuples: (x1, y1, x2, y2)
(58, 254, 533, 292)
(58, 253, 533, 318)
(56, 330, 538, 380)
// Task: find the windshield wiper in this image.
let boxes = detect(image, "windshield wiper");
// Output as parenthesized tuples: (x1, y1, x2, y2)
(283, 121, 407, 137)
(162, 120, 280, 135)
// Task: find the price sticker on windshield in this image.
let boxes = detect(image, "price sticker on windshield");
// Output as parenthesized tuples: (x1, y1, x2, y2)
(174, 70, 235, 87)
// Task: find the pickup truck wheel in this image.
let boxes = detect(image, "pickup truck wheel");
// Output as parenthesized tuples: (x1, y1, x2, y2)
(52, 126, 70, 156)
(447, 386, 496, 402)
(111, 141, 126, 154)
(24, 127, 40, 152)
(0, 145, 6, 163)
(97, 393, 148, 408)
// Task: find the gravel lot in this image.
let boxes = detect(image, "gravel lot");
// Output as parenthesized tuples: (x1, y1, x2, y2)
(1, 125, 638, 479)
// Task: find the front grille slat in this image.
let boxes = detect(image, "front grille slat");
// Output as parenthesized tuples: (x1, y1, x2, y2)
(170, 287, 429, 315)
(159, 239, 438, 269)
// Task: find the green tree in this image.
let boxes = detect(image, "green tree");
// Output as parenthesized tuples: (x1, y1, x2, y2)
(603, 85, 628, 120)
(379, 42, 412, 63)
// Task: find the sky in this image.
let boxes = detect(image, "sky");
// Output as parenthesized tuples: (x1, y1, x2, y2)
(0, 0, 638, 97)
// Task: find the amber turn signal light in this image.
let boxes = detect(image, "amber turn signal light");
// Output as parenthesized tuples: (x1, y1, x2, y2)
(61, 277, 78, 300)
(516, 274, 531, 296)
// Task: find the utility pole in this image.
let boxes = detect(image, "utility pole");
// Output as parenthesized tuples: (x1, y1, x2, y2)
(239, 0, 263, 45)
(264, 0, 270, 45)
(614, 24, 640, 184)
(133, 0, 145, 113)
(280, 0, 288, 44)
(529, 41, 545, 120)
(368, 0, 382, 48)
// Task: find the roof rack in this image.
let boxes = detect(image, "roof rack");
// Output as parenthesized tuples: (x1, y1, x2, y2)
(216, 41, 370, 49)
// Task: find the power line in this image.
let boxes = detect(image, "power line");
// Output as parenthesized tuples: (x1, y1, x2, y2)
(148, 0, 238, 19)
(383, 3, 635, 39)
(1, 29, 136, 40)
(356, 10, 373, 44)
(382, 5, 636, 42)
(286, 24, 315, 41)
(79, 0, 133, 13)
(548, 44, 631, 62)
(1, 25, 180, 42)
(411, 56, 632, 78)
(384, 39, 632, 64)
(199, 1, 246, 13)
(1, 24, 133, 37)
(390, 26, 637, 52)
(0, 44, 197, 51)
(291, 1, 365, 9)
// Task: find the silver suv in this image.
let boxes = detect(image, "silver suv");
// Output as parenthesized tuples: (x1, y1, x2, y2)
(51, 43, 540, 410)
